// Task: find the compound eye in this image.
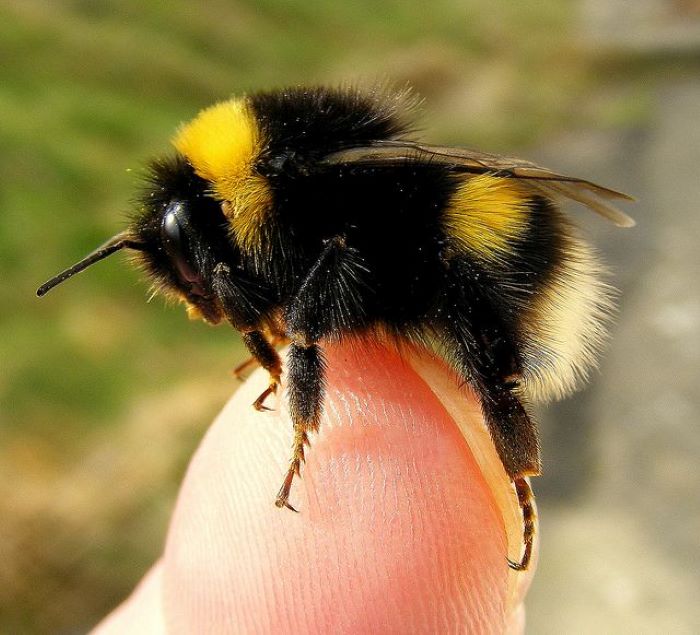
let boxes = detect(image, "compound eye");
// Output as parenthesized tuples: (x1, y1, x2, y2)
(162, 208, 183, 250)
(161, 202, 200, 285)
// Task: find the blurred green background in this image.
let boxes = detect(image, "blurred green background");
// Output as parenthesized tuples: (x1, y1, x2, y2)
(3, 0, 699, 633)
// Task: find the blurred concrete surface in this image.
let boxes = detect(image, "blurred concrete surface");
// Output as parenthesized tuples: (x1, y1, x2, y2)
(582, 0, 700, 54)
(526, 3, 700, 632)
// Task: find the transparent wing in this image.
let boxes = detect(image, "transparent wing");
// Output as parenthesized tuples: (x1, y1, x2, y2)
(320, 140, 635, 227)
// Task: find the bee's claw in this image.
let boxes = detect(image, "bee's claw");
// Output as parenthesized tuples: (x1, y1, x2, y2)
(252, 381, 279, 412)
(275, 496, 299, 512)
(507, 478, 536, 571)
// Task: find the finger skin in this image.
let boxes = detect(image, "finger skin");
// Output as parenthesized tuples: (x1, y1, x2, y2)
(93, 340, 532, 634)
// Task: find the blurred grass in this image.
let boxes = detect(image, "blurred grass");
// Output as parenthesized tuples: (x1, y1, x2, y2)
(0, 0, 652, 632)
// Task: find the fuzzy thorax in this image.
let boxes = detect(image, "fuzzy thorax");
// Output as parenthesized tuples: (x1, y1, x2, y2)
(173, 98, 273, 254)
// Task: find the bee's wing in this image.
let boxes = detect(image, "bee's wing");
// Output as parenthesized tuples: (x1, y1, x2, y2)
(320, 140, 635, 228)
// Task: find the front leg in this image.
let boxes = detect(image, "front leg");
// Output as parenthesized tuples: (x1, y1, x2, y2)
(210, 261, 281, 409)
(240, 330, 283, 412)
(233, 333, 287, 381)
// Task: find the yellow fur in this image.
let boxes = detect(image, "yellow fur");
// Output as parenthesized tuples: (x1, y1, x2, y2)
(521, 235, 612, 402)
(185, 303, 205, 321)
(172, 99, 272, 254)
(443, 175, 530, 260)
(443, 178, 612, 401)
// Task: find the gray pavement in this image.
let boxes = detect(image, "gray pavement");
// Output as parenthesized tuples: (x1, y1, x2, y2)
(524, 9, 700, 631)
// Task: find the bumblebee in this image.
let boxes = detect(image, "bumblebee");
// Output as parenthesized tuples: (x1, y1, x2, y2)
(38, 86, 633, 570)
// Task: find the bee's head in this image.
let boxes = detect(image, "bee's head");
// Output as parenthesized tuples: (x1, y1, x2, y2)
(37, 155, 233, 325)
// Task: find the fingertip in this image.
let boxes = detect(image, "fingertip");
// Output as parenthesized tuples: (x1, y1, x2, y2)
(160, 339, 532, 633)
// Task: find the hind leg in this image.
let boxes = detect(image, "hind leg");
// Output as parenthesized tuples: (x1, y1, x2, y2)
(439, 264, 540, 569)
(507, 477, 536, 571)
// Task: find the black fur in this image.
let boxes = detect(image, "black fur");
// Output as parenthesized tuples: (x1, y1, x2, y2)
(241, 331, 281, 377)
(35, 86, 620, 569)
(287, 342, 326, 428)
(135, 155, 277, 327)
(131, 88, 564, 482)
(249, 86, 413, 162)
(437, 257, 540, 475)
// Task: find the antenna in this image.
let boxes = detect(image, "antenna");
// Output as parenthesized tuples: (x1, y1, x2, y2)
(37, 232, 146, 297)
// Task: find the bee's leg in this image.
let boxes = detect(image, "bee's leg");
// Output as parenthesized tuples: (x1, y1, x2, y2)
(231, 355, 260, 381)
(233, 333, 288, 381)
(440, 262, 540, 570)
(210, 261, 281, 400)
(507, 477, 536, 571)
(240, 330, 283, 412)
(275, 236, 371, 511)
(442, 319, 539, 570)
(275, 341, 325, 511)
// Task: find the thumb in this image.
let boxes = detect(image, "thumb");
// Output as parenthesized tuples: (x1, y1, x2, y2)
(93, 338, 536, 634)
